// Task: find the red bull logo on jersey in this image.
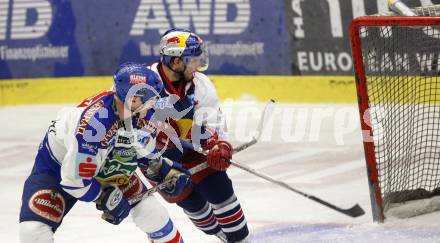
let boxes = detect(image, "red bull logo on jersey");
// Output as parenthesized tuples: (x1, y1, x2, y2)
(129, 74, 147, 84)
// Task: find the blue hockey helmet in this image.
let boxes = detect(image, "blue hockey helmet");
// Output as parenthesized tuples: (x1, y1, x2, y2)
(113, 62, 163, 104)
(159, 28, 209, 72)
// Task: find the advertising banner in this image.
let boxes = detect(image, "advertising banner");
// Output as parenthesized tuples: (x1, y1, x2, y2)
(1, 0, 440, 79)
(286, 0, 440, 75)
(0, 0, 290, 78)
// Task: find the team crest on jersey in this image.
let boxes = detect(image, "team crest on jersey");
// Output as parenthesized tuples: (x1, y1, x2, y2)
(29, 189, 65, 223)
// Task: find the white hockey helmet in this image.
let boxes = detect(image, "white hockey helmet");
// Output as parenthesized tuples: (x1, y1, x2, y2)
(159, 28, 208, 72)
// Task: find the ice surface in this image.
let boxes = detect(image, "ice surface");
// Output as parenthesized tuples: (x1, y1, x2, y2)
(1, 102, 440, 243)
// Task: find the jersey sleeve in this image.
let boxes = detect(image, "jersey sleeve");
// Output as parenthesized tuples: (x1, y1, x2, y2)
(58, 103, 110, 202)
(60, 136, 104, 202)
(193, 73, 228, 139)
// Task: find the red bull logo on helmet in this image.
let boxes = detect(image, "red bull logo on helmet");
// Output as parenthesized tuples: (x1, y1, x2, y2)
(167, 36, 181, 44)
(129, 74, 147, 84)
(166, 33, 189, 48)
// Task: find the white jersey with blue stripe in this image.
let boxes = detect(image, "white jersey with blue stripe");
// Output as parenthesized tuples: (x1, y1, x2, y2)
(35, 91, 149, 202)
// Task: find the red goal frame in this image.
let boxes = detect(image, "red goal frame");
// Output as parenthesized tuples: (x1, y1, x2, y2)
(349, 16, 440, 222)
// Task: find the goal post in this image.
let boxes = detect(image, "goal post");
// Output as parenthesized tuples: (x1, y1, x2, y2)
(350, 8, 440, 222)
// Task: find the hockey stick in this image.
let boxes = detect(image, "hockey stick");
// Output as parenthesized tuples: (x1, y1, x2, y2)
(128, 137, 259, 204)
(189, 99, 275, 174)
(178, 140, 365, 218)
(176, 107, 364, 218)
(232, 99, 275, 152)
(228, 159, 365, 218)
(129, 100, 276, 204)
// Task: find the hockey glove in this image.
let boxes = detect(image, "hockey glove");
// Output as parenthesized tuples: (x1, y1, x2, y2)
(95, 186, 130, 225)
(206, 139, 233, 171)
(142, 157, 191, 196)
(162, 167, 191, 196)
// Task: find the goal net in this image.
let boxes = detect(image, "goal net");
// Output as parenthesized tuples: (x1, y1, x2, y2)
(350, 5, 440, 222)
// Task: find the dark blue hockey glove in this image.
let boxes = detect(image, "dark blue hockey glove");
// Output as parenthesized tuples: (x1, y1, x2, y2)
(141, 157, 192, 196)
(160, 159, 192, 196)
(96, 186, 130, 225)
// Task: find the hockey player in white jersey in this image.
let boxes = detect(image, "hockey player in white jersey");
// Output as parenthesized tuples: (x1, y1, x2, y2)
(144, 29, 251, 242)
(19, 62, 190, 243)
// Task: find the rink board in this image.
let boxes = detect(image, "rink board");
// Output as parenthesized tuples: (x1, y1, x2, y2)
(0, 75, 357, 105)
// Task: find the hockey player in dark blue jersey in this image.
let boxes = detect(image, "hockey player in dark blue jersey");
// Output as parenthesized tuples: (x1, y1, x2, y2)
(145, 29, 251, 243)
(19, 62, 190, 243)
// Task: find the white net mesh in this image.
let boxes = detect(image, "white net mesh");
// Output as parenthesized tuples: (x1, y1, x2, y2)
(359, 5, 440, 217)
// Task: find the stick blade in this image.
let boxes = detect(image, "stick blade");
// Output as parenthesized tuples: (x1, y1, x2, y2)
(310, 195, 365, 218)
(343, 204, 365, 217)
